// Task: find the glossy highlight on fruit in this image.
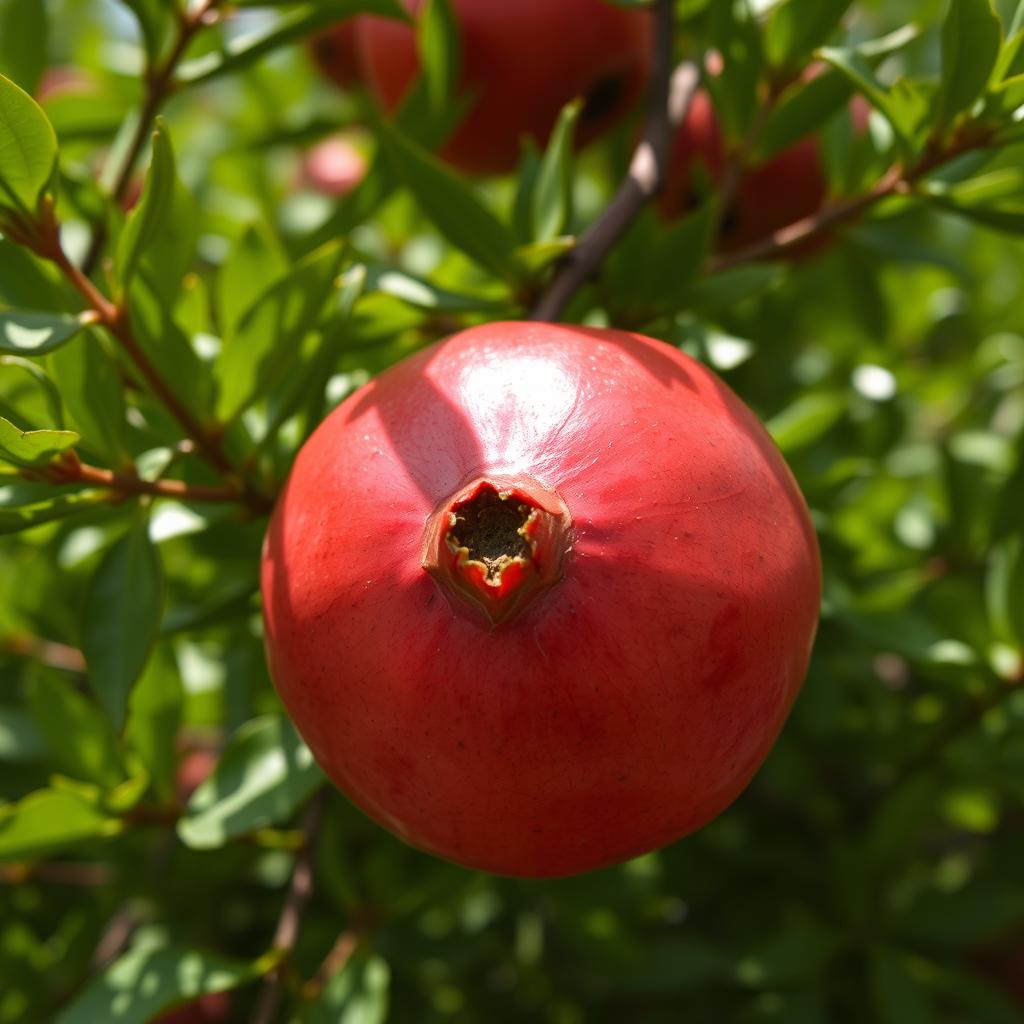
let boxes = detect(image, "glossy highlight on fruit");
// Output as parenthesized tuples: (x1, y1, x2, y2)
(261, 322, 821, 877)
(355, 0, 653, 175)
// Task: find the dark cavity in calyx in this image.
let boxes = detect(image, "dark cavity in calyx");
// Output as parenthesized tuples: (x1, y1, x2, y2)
(449, 489, 532, 580)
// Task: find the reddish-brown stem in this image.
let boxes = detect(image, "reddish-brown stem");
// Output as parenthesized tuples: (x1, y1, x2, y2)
(2, 632, 87, 674)
(38, 223, 272, 514)
(707, 130, 996, 273)
(252, 791, 328, 1024)
(303, 931, 359, 1002)
(82, 0, 220, 274)
(0, 861, 113, 887)
(528, 0, 697, 322)
(45, 452, 244, 504)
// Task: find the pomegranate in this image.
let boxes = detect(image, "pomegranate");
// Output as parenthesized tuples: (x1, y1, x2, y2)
(261, 322, 821, 877)
(660, 90, 829, 253)
(354, 0, 653, 175)
(310, 20, 363, 91)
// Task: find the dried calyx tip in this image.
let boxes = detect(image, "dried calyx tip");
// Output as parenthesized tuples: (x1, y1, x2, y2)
(448, 488, 532, 582)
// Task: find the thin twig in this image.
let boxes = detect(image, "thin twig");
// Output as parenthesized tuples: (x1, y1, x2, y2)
(707, 129, 997, 273)
(0, 861, 113, 887)
(1, 632, 87, 674)
(43, 452, 245, 505)
(303, 931, 359, 1002)
(252, 790, 328, 1024)
(82, 0, 221, 274)
(528, 1, 698, 322)
(35, 218, 272, 514)
(707, 165, 907, 272)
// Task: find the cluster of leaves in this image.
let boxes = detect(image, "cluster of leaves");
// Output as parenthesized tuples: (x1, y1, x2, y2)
(0, 0, 1023, 1020)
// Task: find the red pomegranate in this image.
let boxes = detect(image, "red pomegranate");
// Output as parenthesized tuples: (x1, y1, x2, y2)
(660, 90, 829, 253)
(310, 20, 363, 91)
(261, 322, 821, 877)
(354, 0, 653, 175)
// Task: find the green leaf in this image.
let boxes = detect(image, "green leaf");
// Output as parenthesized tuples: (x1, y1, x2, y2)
(707, 0, 764, 139)
(47, 332, 130, 469)
(759, 71, 855, 160)
(376, 119, 519, 280)
(176, 0, 410, 86)
(124, 645, 183, 806)
(417, 0, 460, 113)
(116, 123, 197, 305)
(0, 482, 113, 533)
(27, 669, 124, 789)
(305, 953, 391, 1024)
(869, 948, 934, 1024)
(818, 47, 930, 152)
(0, 71, 58, 225)
(921, 170, 1024, 232)
(935, 0, 1002, 134)
(1, 353, 65, 428)
(532, 100, 581, 243)
(767, 391, 847, 452)
(177, 715, 324, 849)
(0, 414, 77, 467)
(0, 310, 84, 356)
(0, 707, 44, 763)
(765, 0, 853, 67)
(0, 788, 119, 861)
(57, 940, 258, 1024)
(363, 265, 509, 313)
(215, 241, 345, 422)
(80, 515, 165, 730)
(217, 223, 289, 336)
(126, 276, 215, 427)
(0, 0, 49, 95)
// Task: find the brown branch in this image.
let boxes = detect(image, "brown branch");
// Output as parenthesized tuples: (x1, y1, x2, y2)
(252, 790, 328, 1024)
(303, 931, 359, 1002)
(2, 632, 87, 674)
(45, 451, 245, 505)
(36, 220, 273, 515)
(528, 1, 698, 322)
(82, 0, 222, 274)
(0, 861, 113, 887)
(706, 164, 907, 272)
(707, 129, 997, 274)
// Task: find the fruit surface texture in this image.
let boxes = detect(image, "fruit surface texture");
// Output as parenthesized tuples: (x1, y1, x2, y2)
(355, 0, 652, 175)
(261, 322, 821, 877)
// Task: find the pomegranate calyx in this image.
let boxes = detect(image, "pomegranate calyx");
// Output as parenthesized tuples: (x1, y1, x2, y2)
(422, 477, 571, 627)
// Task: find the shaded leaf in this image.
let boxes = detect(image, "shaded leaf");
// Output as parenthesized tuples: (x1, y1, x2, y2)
(178, 715, 324, 849)
(57, 940, 258, 1024)
(80, 514, 164, 730)
(0, 310, 84, 356)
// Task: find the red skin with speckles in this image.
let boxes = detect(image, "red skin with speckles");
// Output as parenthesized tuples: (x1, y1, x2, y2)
(261, 322, 821, 877)
(354, 0, 653, 175)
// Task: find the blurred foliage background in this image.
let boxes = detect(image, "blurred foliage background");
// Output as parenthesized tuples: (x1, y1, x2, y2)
(1, 0, 1023, 1021)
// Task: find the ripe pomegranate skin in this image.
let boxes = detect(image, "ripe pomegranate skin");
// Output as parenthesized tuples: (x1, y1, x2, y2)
(659, 89, 829, 254)
(355, 0, 653, 175)
(310, 20, 363, 91)
(261, 322, 821, 877)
